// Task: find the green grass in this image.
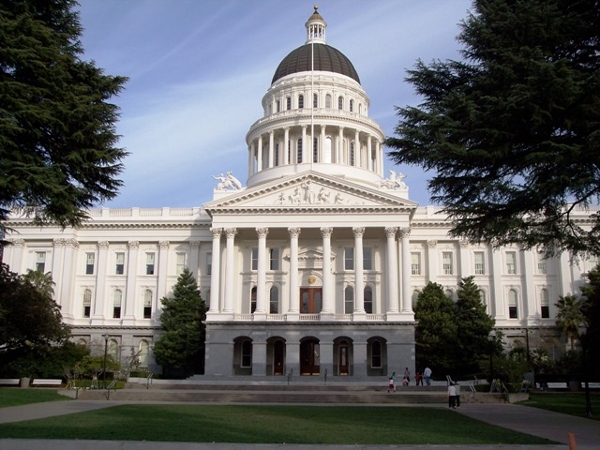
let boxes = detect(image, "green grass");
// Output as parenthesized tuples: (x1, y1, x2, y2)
(518, 392, 600, 420)
(0, 388, 69, 407)
(0, 404, 556, 445)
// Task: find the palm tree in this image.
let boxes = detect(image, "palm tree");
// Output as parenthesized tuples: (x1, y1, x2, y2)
(555, 295, 585, 350)
(23, 269, 55, 298)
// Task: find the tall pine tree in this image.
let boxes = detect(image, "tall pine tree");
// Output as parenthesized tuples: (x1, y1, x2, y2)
(0, 0, 128, 232)
(386, 0, 600, 258)
(454, 276, 495, 378)
(153, 268, 206, 378)
(414, 282, 458, 377)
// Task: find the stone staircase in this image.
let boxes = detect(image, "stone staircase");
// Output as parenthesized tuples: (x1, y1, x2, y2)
(75, 379, 507, 404)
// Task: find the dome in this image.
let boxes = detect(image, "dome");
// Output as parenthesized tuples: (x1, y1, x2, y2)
(272, 43, 361, 85)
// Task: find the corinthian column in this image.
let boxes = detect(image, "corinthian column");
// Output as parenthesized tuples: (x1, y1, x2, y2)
(353, 227, 365, 317)
(208, 228, 222, 315)
(320, 227, 333, 317)
(385, 227, 399, 314)
(255, 228, 269, 316)
(223, 228, 237, 313)
(288, 227, 301, 319)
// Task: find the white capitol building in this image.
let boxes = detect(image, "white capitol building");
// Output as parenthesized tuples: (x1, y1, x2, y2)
(4, 7, 593, 378)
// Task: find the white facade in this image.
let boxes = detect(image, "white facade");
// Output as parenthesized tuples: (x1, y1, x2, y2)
(3, 8, 594, 378)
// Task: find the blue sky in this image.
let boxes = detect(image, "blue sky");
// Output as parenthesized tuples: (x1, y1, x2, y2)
(76, 0, 473, 208)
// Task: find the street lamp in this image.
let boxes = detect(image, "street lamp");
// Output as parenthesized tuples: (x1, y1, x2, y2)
(581, 328, 592, 418)
(102, 332, 109, 389)
(488, 334, 495, 384)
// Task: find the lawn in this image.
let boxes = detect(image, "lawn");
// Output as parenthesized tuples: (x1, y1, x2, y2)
(0, 404, 556, 445)
(0, 388, 69, 407)
(518, 392, 600, 420)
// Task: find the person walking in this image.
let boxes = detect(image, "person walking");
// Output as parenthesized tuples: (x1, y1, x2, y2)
(403, 367, 411, 384)
(454, 381, 461, 408)
(388, 372, 397, 393)
(424, 366, 432, 386)
(415, 370, 423, 386)
(448, 382, 457, 409)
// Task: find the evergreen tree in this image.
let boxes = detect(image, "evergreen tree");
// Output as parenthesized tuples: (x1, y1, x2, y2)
(0, 0, 128, 233)
(386, 0, 600, 258)
(153, 268, 206, 377)
(414, 282, 458, 377)
(454, 276, 495, 378)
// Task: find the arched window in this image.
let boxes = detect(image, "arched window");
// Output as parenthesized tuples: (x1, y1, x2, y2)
(338, 96, 343, 110)
(344, 286, 354, 314)
(286, 96, 291, 110)
(313, 93, 318, 108)
(508, 289, 518, 319)
(350, 142, 355, 166)
(139, 340, 150, 367)
(275, 143, 280, 166)
(297, 138, 303, 163)
(251, 286, 257, 313)
(113, 290, 122, 318)
(143, 289, 152, 319)
(412, 290, 420, 309)
(364, 285, 373, 314)
(270, 285, 279, 314)
(325, 94, 332, 108)
(276, 99, 281, 113)
(83, 289, 92, 318)
(313, 137, 318, 163)
(108, 339, 119, 360)
(540, 288, 550, 318)
(349, 99, 354, 112)
(298, 94, 304, 109)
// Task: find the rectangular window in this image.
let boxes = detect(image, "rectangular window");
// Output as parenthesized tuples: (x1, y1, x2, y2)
(83, 289, 92, 318)
(269, 287, 279, 314)
(146, 252, 155, 275)
(540, 289, 550, 319)
(85, 252, 95, 275)
(344, 247, 354, 271)
(508, 290, 518, 319)
(35, 251, 46, 272)
(251, 248, 258, 271)
(143, 290, 152, 319)
(506, 252, 517, 275)
(442, 252, 453, 275)
(474, 252, 485, 275)
(113, 291, 122, 319)
(363, 247, 373, 270)
(411, 252, 421, 275)
(270, 248, 280, 270)
(206, 252, 212, 276)
(176, 253, 186, 275)
(115, 252, 125, 275)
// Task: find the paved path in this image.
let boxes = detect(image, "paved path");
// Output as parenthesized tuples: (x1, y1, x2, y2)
(0, 399, 598, 450)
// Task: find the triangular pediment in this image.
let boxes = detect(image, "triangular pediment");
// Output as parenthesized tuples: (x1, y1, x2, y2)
(204, 172, 418, 214)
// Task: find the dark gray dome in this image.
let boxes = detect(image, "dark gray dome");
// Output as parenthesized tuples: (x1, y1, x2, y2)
(272, 43, 360, 85)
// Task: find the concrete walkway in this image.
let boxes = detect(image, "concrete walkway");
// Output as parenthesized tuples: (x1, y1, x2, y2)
(0, 399, 598, 450)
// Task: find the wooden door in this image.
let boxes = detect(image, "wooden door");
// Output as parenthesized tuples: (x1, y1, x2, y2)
(300, 288, 322, 314)
(300, 339, 320, 375)
(339, 341, 349, 375)
(273, 340, 284, 375)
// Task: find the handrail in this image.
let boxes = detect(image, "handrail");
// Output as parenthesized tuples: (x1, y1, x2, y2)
(146, 372, 153, 389)
(104, 379, 118, 400)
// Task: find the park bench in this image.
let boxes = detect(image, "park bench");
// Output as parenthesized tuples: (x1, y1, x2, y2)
(0, 379, 20, 386)
(31, 379, 63, 387)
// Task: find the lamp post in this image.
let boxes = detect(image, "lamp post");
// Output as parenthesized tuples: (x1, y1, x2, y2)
(102, 332, 109, 389)
(581, 329, 592, 418)
(488, 334, 495, 384)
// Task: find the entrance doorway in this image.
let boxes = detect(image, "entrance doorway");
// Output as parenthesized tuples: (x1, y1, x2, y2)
(273, 340, 285, 375)
(338, 340, 350, 375)
(300, 339, 320, 375)
(300, 288, 322, 313)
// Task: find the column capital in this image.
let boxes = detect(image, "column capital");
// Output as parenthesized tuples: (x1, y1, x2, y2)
(320, 227, 333, 238)
(399, 227, 411, 238)
(159, 240, 170, 249)
(189, 240, 202, 247)
(98, 241, 110, 250)
(385, 227, 398, 239)
(9, 238, 25, 247)
(288, 227, 301, 238)
(64, 238, 79, 248)
(128, 240, 139, 250)
(352, 227, 365, 238)
(224, 228, 238, 238)
(459, 240, 469, 248)
(256, 227, 269, 238)
(210, 227, 222, 237)
(427, 239, 437, 248)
